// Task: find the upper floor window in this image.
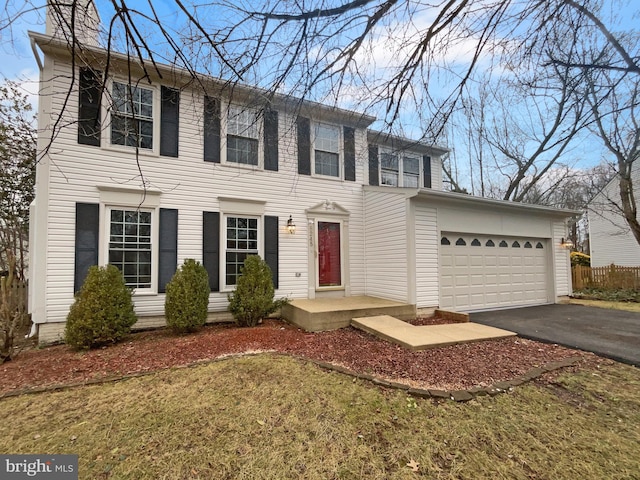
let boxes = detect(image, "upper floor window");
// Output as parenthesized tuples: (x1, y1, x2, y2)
(314, 124, 340, 177)
(227, 105, 259, 166)
(111, 82, 154, 149)
(380, 149, 421, 187)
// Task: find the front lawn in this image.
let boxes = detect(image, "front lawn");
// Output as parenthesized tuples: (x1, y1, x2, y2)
(1, 354, 638, 479)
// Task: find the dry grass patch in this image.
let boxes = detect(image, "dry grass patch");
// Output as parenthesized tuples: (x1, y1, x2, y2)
(570, 298, 640, 313)
(0, 355, 638, 479)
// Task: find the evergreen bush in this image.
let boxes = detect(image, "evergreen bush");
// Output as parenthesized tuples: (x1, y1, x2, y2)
(165, 259, 210, 333)
(228, 255, 288, 327)
(65, 265, 137, 349)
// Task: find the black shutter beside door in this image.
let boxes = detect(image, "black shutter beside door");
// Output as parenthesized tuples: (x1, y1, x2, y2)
(264, 216, 279, 289)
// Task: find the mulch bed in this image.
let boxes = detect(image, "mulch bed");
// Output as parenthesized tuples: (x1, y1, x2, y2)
(0, 319, 604, 396)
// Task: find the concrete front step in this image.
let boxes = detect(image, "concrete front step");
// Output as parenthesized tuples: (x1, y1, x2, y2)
(352, 315, 516, 350)
(282, 296, 416, 332)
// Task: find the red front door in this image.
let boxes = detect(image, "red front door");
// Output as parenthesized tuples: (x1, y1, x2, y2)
(318, 221, 341, 287)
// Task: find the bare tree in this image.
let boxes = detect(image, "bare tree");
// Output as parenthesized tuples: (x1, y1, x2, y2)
(586, 74, 640, 245)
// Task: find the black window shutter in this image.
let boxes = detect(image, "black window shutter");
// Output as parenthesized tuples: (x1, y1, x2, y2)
(297, 116, 311, 175)
(264, 109, 279, 171)
(74, 202, 99, 293)
(160, 86, 179, 157)
(158, 208, 178, 293)
(204, 96, 221, 163)
(78, 68, 101, 146)
(343, 126, 356, 181)
(423, 155, 432, 188)
(264, 216, 279, 289)
(203, 211, 220, 292)
(368, 145, 379, 186)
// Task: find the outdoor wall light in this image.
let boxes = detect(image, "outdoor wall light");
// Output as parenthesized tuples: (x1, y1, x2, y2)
(286, 215, 296, 234)
(560, 237, 574, 249)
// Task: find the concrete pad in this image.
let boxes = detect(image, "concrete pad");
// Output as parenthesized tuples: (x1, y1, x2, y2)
(289, 296, 409, 313)
(352, 315, 515, 351)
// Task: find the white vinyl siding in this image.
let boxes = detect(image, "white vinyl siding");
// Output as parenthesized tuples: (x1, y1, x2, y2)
(363, 190, 409, 302)
(414, 203, 438, 308)
(33, 57, 368, 329)
(588, 163, 640, 267)
(553, 221, 571, 296)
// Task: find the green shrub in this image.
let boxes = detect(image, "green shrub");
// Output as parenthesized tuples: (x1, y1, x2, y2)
(571, 251, 591, 267)
(65, 265, 137, 350)
(228, 255, 288, 327)
(165, 259, 210, 333)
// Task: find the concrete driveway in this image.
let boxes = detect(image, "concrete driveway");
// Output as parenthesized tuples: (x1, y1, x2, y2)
(470, 304, 640, 366)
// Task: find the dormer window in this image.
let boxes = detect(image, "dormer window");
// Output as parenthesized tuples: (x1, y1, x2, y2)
(314, 124, 340, 177)
(226, 104, 259, 166)
(111, 82, 154, 149)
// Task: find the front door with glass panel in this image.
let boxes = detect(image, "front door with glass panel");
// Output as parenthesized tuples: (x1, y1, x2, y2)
(317, 221, 341, 287)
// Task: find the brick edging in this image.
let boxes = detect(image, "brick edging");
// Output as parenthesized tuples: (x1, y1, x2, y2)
(293, 355, 584, 402)
(0, 352, 583, 402)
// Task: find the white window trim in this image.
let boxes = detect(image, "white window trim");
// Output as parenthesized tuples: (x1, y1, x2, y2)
(220, 101, 264, 170)
(315, 218, 345, 290)
(101, 77, 161, 157)
(379, 148, 422, 188)
(100, 205, 159, 295)
(312, 122, 342, 180)
(220, 213, 264, 292)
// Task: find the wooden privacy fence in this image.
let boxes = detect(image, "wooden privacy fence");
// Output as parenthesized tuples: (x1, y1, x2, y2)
(0, 279, 28, 311)
(572, 264, 640, 290)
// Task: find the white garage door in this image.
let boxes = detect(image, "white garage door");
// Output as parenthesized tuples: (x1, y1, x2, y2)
(440, 233, 549, 311)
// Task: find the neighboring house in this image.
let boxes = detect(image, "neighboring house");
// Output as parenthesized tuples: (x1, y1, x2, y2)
(588, 162, 640, 267)
(28, 3, 576, 343)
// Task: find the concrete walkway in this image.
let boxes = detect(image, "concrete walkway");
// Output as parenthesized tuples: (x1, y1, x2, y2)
(352, 315, 516, 351)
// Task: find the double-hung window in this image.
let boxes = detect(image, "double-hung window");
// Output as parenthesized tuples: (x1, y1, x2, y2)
(227, 105, 259, 165)
(380, 153, 399, 186)
(108, 208, 153, 289)
(225, 216, 259, 286)
(403, 156, 420, 187)
(314, 124, 340, 177)
(380, 150, 421, 187)
(111, 82, 154, 149)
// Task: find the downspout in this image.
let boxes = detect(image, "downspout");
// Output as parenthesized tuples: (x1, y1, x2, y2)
(26, 39, 43, 340)
(362, 188, 368, 296)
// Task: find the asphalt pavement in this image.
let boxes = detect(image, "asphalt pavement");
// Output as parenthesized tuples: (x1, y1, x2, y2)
(470, 304, 640, 366)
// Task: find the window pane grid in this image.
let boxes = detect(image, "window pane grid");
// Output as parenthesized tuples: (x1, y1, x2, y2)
(111, 81, 153, 149)
(227, 135, 259, 165)
(108, 209, 152, 289)
(226, 216, 259, 286)
(227, 105, 259, 139)
(381, 152, 420, 187)
(315, 124, 339, 153)
(315, 151, 339, 177)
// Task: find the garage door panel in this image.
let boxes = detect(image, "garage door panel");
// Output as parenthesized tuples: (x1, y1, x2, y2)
(439, 233, 549, 311)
